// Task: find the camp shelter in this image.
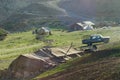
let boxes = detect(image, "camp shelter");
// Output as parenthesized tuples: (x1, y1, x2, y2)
(83, 25, 94, 30)
(69, 23, 84, 31)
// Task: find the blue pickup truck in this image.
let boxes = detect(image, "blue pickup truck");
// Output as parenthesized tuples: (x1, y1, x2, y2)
(82, 34, 110, 46)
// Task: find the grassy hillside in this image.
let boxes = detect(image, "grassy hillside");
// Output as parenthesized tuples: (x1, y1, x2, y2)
(33, 27, 120, 80)
(1, 16, 66, 32)
(0, 0, 66, 21)
(0, 0, 66, 32)
(0, 27, 120, 72)
(36, 48, 120, 80)
(0, 31, 44, 70)
(1, 0, 120, 32)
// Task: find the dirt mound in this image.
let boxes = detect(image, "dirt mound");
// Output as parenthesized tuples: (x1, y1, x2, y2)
(39, 57, 120, 80)
(7, 54, 56, 80)
(2, 47, 81, 80)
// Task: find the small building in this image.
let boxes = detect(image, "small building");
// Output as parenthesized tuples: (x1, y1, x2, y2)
(69, 23, 84, 31)
(69, 21, 95, 31)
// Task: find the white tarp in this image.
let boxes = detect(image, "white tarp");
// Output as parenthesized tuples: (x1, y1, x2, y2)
(83, 25, 94, 30)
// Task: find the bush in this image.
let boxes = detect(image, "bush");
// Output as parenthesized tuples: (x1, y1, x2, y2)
(0, 28, 8, 40)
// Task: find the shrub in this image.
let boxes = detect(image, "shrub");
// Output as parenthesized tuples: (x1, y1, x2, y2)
(0, 28, 8, 40)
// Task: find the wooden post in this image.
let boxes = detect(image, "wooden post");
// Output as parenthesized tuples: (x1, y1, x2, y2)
(65, 42, 73, 57)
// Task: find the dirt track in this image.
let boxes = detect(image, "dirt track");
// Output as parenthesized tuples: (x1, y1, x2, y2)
(39, 57, 120, 80)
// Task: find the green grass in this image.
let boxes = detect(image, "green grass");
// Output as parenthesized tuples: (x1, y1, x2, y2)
(0, 27, 120, 70)
(0, 31, 44, 69)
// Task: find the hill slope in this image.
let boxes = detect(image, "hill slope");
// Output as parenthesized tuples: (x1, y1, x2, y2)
(35, 42, 120, 80)
(0, 27, 120, 80)
(0, 0, 67, 32)
(1, 0, 120, 20)
(0, 0, 67, 21)
(1, 0, 120, 31)
(29, 27, 120, 80)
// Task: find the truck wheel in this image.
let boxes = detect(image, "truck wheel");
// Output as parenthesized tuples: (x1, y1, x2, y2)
(92, 45, 97, 51)
(87, 43, 92, 46)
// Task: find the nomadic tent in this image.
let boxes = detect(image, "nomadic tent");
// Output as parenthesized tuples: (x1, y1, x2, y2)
(70, 23, 84, 31)
(83, 21, 95, 26)
(83, 25, 94, 30)
(83, 21, 94, 30)
(69, 21, 95, 31)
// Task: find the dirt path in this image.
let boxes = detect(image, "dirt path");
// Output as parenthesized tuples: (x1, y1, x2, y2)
(39, 57, 120, 80)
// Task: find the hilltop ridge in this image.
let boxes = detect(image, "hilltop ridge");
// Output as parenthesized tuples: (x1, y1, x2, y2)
(1, 0, 120, 31)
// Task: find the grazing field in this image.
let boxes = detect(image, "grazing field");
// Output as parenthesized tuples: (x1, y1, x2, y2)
(0, 27, 120, 71)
